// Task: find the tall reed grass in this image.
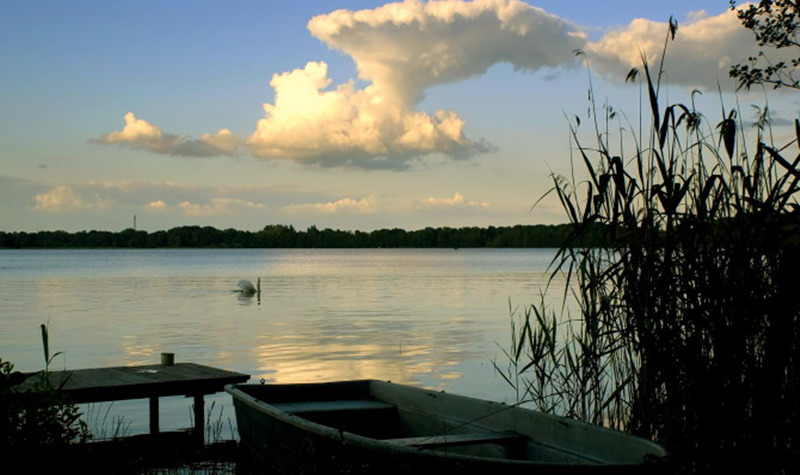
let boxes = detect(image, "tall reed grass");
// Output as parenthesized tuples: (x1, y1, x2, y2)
(1, 323, 91, 456)
(500, 20, 800, 474)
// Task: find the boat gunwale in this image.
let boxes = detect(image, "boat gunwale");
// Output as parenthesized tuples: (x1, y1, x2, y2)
(225, 379, 669, 470)
(228, 380, 533, 466)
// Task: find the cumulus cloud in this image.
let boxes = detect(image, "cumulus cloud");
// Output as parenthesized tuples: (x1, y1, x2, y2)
(95, 112, 239, 157)
(420, 192, 489, 208)
(287, 194, 380, 214)
(33, 185, 114, 211)
(177, 198, 267, 216)
(584, 8, 794, 91)
(309, 0, 584, 101)
(147, 200, 168, 211)
(27, 180, 285, 222)
(247, 0, 584, 169)
(96, 2, 778, 169)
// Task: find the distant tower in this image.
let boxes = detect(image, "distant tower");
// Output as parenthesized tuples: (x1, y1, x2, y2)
(134, 215, 137, 231)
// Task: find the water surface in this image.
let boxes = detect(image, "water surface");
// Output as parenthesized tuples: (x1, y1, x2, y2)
(0, 248, 561, 437)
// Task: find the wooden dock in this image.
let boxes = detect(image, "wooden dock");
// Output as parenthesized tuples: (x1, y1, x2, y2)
(18, 362, 250, 443)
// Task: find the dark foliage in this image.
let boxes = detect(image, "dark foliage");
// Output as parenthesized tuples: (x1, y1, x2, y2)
(1, 325, 90, 450)
(502, 18, 800, 475)
(0, 223, 608, 249)
(730, 0, 800, 89)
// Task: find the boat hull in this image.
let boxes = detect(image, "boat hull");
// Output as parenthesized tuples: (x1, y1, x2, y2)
(227, 380, 670, 474)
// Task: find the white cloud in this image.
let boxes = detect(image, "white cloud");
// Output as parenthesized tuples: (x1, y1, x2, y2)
(177, 198, 267, 216)
(420, 192, 489, 208)
(245, 60, 489, 168)
(286, 194, 380, 214)
(584, 8, 789, 91)
(247, 2, 778, 168)
(95, 2, 783, 170)
(33, 185, 113, 211)
(95, 112, 239, 157)
(146, 200, 168, 211)
(23, 179, 313, 219)
(247, 0, 583, 169)
(308, 0, 584, 101)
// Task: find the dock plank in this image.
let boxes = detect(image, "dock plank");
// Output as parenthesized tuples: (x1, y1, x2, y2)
(22, 363, 249, 403)
(12, 362, 250, 441)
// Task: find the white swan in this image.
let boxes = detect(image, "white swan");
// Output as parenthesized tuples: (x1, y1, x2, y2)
(237, 278, 261, 296)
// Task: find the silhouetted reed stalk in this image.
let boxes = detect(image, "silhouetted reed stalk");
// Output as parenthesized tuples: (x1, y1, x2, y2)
(1, 324, 90, 449)
(500, 20, 800, 474)
(83, 402, 132, 441)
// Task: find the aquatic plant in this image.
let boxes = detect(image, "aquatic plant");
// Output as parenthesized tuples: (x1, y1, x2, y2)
(197, 399, 236, 445)
(0, 324, 91, 448)
(502, 17, 800, 474)
(83, 402, 133, 441)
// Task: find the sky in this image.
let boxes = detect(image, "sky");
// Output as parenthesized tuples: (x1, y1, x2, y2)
(2, 0, 797, 233)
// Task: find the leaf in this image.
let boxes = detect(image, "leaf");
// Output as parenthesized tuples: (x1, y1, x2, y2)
(699, 175, 723, 207)
(41, 323, 49, 367)
(764, 144, 800, 179)
(653, 149, 669, 184)
(518, 360, 539, 375)
(492, 361, 516, 388)
(659, 105, 675, 149)
(582, 183, 595, 222)
(718, 111, 737, 159)
(642, 58, 661, 133)
(796, 118, 800, 150)
(556, 185, 579, 224)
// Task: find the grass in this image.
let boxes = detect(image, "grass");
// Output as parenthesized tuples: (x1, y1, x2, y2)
(1, 324, 91, 448)
(83, 402, 133, 441)
(499, 19, 800, 474)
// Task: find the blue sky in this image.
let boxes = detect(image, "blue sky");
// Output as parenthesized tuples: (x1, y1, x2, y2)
(1, 1, 793, 233)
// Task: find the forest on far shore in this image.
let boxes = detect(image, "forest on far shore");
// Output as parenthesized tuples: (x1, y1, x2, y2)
(0, 223, 606, 249)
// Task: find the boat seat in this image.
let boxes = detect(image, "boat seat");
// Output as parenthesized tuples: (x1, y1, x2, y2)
(271, 400, 396, 414)
(383, 430, 526, 448)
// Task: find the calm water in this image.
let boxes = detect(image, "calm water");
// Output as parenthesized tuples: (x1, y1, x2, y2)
(0, 248, 563, 438)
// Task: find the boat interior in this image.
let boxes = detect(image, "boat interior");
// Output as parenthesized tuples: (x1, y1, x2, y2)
(234, 380, 610, 464)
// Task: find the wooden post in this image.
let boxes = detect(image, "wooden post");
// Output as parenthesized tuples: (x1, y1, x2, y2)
(15, 362, 249, 444)
(149, 396, 159, 434)
(193, 395, 205, 445)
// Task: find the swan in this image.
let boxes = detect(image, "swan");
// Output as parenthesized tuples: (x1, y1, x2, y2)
(238, 278, 261, 295)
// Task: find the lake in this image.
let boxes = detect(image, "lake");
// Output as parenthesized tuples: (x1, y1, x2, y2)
(0, 248, 565, 439)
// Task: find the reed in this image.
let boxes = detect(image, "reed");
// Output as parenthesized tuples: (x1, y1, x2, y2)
(200, 400, 236, 444)
(502, 20, 800, 474)
(83, 402, 132, 441)
(1, 324, 91, 448)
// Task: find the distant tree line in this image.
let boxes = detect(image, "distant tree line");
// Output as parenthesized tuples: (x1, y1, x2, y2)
(0, 223, 607, 249)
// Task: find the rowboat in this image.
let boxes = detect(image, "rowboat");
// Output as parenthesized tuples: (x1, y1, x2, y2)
(226, 380, 670, 474)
